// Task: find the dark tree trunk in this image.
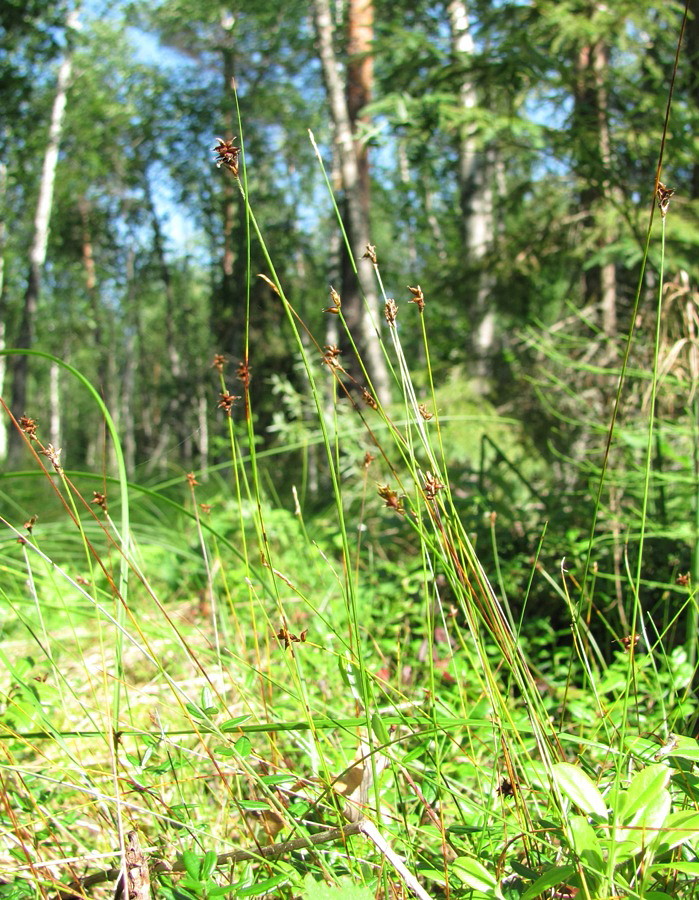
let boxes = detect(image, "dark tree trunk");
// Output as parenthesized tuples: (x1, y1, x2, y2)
(572, 10, 617, 336)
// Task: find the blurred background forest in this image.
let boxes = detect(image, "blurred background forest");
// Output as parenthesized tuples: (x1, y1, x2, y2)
(2, 0, 699, 630)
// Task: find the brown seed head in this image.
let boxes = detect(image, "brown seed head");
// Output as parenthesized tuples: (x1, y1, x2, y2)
(19, 416, 38, 440)
(322, 344, 343, 370)
(43, 443, 63, 472)
(423, 471, 444, 500)
(213, 137, 241, 177)
(497, 778, 516, 798)
(377, 484, 404, 515)
(237, 361, 251, 388)
(656, 181, 675, 217)
(276, 625, 307, 650)
(362, 244, 377, 265)
(218, 391, 241, 415)
(361, 387, 378, 410)
(407, 284, 425, 312)
(384, 298, 398, 326)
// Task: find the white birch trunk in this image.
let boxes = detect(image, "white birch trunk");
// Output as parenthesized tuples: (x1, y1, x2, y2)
(312, 0, 391, 407)
(448, 0, 496, 385)
(8, 12, 78, 462)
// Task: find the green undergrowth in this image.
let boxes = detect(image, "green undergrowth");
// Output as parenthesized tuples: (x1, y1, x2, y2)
(3, 112, 699, 900)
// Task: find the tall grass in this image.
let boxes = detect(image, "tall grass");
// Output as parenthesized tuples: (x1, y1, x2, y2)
(2, 80, 699, 900)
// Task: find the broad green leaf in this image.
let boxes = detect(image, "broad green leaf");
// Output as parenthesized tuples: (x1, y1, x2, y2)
(625, 735, 662, 762)
(672, 735, 699, 760)
(260, 774, 298, 786)
(371, 711, 390, 743)
(417, 868, 447, 887)
(403, 741, 429, 764)
(552, 763, 608, 819)
(185, 702, 206, 720)
(521, 865, 575, 900)
(655, 733, 699, 762)
(302, 874, 375, 900)
(637, 894, 673, 900)
(200, 849, 217, 880)
(236, 872, 291, 896)
(613, 788, 672, 860)
(338, 656, 368, 708)
(621, 764, 670, 825)
(209, 885, 241, 897)
(181, 848, 201, 881)
(569, 815, 604, 876)
(200, 686, 218, 715)
(235, 735, 252, 757)
(649, 809, 699, 855)
(451, 856, 500, 894)
(650, 861, 699, 875)
(0, 880, 37, 899)
(221, 715, 251, 732)
(672, 770, 699, 804)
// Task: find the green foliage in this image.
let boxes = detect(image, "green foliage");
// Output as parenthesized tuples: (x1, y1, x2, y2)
(4, 3, 699, 899)
(301, 875, 374, 900)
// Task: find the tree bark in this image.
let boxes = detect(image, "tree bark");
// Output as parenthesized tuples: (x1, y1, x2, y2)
(447, 0, 496, 388)
(686, 0, 699, 201)
(572, 9, 617, 336)
(0, 161, 7, 462)
(8, 13, 76, 464)
(312, 0, 390, 407)
(78, 195, 111, 469)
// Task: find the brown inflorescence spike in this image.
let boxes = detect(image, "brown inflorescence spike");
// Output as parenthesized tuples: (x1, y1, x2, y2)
(237, 361, 251, 389)
(656, 181, 674, 217)
(423, 471, 444, 500)
(218, 391, 241, 416)
(323, 286, 342, 314)
(377, 484, 404, 515)
(19, 416, 38, 439)
(407, 284, 425, 311)
(213, 137, 241, 177)
(362, 244, 377, 264)
(384, 298, 398, 326)
(361, 387, 378, 410)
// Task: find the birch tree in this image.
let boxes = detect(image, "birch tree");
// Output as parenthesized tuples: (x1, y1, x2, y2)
(448, 0, 496, 385)
(7, 10, 78, 464)
(312, 0, 391, 406)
